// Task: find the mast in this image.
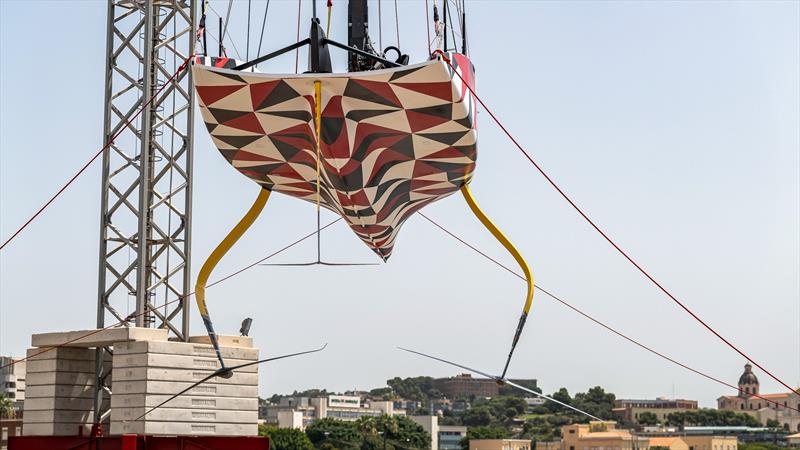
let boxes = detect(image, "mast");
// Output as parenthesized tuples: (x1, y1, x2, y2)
(347, 0, 370, 71)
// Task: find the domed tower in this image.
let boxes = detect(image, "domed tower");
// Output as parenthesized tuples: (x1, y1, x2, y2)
(738, 363, 759, 398)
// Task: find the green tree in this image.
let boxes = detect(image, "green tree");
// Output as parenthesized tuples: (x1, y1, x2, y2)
(765, 419, 781, 429)
(0, 393, 14, 419)
(546, 388, 573, 413)
(461, 405, 495, 426)
(306, 418, 360, 447)
(572, 386, 616, 421)
(353, 415, 430, 450)
(369, 387, 395, 400)
(385, 376, 443, 403)
(638, 412, 659, 426)
(259, 425, 314, 450)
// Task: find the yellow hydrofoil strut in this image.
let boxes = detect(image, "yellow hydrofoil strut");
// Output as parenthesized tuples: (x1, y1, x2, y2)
(195, 188, 271, 373)
(460, 183, 534, 379)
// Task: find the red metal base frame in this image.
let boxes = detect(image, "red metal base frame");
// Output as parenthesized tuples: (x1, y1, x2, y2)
(8, 435, 269, 450)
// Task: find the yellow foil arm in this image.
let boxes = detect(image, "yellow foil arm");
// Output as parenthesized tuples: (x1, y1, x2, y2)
(460, 183, 533, 378)
(195, 188, 270, 367)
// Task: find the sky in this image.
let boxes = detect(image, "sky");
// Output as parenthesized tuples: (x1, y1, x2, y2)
(0, 0, 798, 408)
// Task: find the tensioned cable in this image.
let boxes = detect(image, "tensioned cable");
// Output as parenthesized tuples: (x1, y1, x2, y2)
(393, 0, 400, 48)
(378, 0, 383, 51)
(222, 0, 234, 51)
(424, 0, 431, 55)
(246, 0, 252, 60)
(208, 4, 243, 60)
(256, 0, 271, 66)
(399, 347, 601, 420)
(295, 0, 302, 73)
(0, 55, 193, 252)
(0, 218, 343, 371)
(417, 211, 800, 412)
(434, 52, 798, 395)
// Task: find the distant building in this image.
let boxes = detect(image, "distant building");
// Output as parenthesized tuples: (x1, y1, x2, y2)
(649, 437, 689, 450)
(543, 422, 739, 450)
(0, 418, 23, 450)
(432, 373, 537, 400)
(561, 421, 649, 450)
(613, 398, 698, 425)
(407, 415, 468, 450)
(468, 439, 531, 450)
(439, 424, 468, 450)
(410, 416, 439, 450)
(260, 394, 401, 429)
(0, 357, 25, 413)
(717, 363, 800, 432)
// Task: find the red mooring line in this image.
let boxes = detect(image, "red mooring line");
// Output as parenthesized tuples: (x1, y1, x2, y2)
(0, 55, 193, 252)
(418, 212, 800, 413)
(434, 51, 797, 395)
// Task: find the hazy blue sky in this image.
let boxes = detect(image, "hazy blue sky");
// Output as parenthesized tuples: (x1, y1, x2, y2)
(1, 1, 798, 407)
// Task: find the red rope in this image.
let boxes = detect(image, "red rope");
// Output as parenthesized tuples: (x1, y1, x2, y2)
(0, 55, 193, 252)
(418, 212, 800, 413)
(0, 218, 341, 371)
(434, 51, 798, 396)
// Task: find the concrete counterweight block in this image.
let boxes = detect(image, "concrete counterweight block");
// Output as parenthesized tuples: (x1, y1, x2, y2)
(109, 339, 259, 436)
(21, 328, 260, 437)
(22, 347, 98, 436)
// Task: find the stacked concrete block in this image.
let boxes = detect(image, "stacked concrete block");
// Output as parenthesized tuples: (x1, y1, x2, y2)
(110, 339, 259, 436)
(22, 347, 98, 436)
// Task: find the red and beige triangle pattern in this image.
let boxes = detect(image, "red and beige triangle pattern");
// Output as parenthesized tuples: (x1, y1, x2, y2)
(192, 53, 477, 260)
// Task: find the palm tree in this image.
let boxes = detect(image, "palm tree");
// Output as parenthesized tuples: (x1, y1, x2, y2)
(0, 393, 15, 419)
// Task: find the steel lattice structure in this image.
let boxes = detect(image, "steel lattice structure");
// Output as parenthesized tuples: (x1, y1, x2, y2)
(94, 0, 195, 422)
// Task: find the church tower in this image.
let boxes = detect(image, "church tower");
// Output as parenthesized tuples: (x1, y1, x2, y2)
(738, 363, 759, 397)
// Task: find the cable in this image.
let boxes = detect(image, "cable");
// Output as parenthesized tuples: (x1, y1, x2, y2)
(378, 0, 383, 52)
(417, 212, 800, 413)
(256, 0, 271, 66)
(424, 0, 431, 55)
(0, 217, 343, 371)
(434, 52, 798, 396)
(393, 0, 400, 48)
(295, 0, 302, 73)
(0, 56, 193, 252)
(208, 4, 243, 60)
(246, 0, 251, 60)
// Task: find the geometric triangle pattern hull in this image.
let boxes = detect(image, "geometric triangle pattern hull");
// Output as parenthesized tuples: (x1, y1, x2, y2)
(192, 53, 477, 260)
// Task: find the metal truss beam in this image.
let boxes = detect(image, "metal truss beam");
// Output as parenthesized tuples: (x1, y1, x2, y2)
(94, 0, 195, 424)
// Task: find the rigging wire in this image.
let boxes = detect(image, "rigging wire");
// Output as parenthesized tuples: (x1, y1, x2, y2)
(295, 0, 302, 73)
(246, 0, 251, 60)
(256, 0, 271, 66)
(418, 212, 800, 413)
(435, 51, 798, 396)
(399, 347, 601, 420)
(222, 0, 233, 50)
(0, 56, 193, 252)
(446, 0, 457, 52)
(393, 0, 400, 48)
(424, 0, 432, 55)
(208, 4, 242, 60)
(378, 0, 383, 52)
(0, 218, 343, 372)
